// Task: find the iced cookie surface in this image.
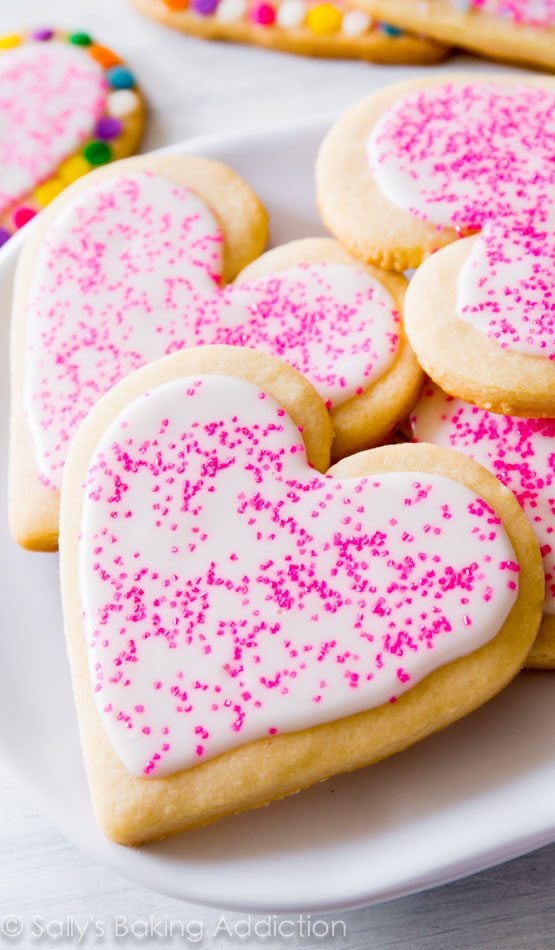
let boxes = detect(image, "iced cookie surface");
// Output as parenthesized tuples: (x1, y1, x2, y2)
(59, 347, 543, 843)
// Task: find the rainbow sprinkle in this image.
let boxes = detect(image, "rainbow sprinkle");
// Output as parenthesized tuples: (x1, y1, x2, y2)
(0, 27, 142, 247)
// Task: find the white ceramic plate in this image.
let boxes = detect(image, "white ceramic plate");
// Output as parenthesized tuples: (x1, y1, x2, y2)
(0, 119, 554, 914)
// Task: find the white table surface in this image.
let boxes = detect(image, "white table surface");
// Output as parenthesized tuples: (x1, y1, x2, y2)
(1, 1, 554, 946)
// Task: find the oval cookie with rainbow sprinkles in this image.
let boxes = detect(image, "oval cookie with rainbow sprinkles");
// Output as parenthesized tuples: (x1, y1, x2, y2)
(0, 27, 144, 245)
(317, 75, 555, 415)
(58, 345, 543, 844)
(10, 158, 421, 551)
(410, 382, 555, 670)
(130, 0, 449, 64)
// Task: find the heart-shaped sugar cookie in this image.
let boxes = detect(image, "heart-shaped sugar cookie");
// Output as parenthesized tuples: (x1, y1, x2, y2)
(0, 28, 144, 245)
(59, 347, 542, 843)
(11, 156, 421, 551)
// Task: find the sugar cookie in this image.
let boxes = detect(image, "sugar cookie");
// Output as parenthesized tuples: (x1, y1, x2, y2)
(130, 0, 448, 63)
(404, 235, 555, 417)
(10, 177, 421, 550)
(0, 27, 144, 246)
(356, 1, 555, 71)
(9, 155, 268, 551)
(59, 345, 543, 843)
(317, 73, 555, 270)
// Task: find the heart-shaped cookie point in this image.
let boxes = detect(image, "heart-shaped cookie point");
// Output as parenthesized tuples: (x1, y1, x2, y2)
(12, 158, 421, 551)
(410, 381, 555, 669)
(0, 29, 144, 245)
(60, 348, 543, 842)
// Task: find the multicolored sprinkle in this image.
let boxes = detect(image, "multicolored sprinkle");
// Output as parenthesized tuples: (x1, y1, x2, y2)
(161, 0, 403, 37)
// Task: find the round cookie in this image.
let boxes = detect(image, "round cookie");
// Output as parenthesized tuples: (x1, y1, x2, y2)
(9, 154, 268, 552)
(235, 238, 423, 460)
(59, 345, 543, 843)
(404, 235, 555, 418)
(410, 381, 555, 669)
(317, 75, 555, 414)
(356, 1, 555, 72)
(130, 0, 449, 64)
(0, 27, 144, 246)
(316, 73, 555, 271)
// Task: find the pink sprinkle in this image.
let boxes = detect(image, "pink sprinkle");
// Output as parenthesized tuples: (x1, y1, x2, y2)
(250, 1, 276, 23)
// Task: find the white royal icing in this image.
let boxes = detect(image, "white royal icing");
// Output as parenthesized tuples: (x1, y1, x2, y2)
(80, 375, 519, 777)
(367, 82, 555, 229)
(455, 211, 555, 359)
(411, 382, 555, 614)
(24, 171, 222, 489)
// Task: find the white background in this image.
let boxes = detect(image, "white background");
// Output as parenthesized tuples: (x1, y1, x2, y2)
(1, 0, 554, 946)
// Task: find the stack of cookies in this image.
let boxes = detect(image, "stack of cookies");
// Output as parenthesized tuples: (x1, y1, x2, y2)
(8, 73, 553, 845)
